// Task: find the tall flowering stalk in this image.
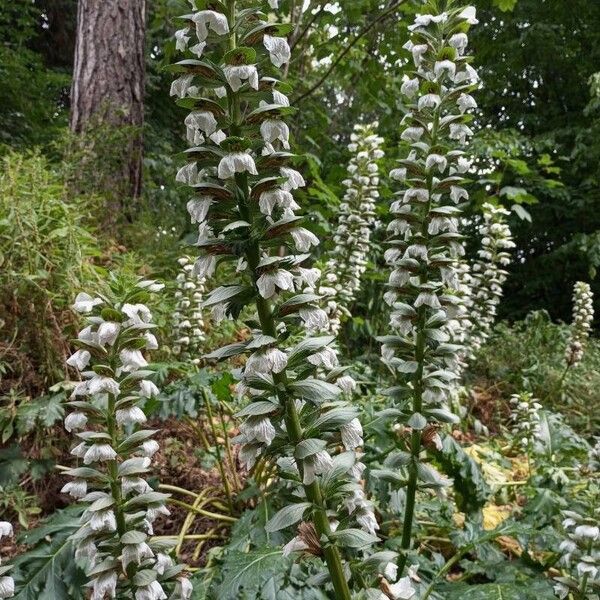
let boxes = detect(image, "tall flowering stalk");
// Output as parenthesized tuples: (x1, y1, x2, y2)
(170, 2, 375, 597)
(0, 522, 14, 599)
(319, 122, 385, 334)
(509, 391, 542, 475)
(63, 281, 191, 600)
(172, 256, 206, 364)
(554, 508, 600, 599)
(468, 203, 514, 356)
(380, 1, 481, 574)
(565, 281, 594, 368)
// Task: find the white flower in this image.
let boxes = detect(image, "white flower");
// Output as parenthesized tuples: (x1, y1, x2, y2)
(336, 375, 357, 393)
(72, 292, 103, 313)
(280, 167, 305, 190)
(176, 162, 198, 184)
(194, 255, 217, 279)
(341, 418, 363, 450)
(90, 571, 117, 600)
(223, 64, 259, 91)
(401, 77, 419, 98)
(449, 123, 474, 143)
(459, 6, 479, 25)
(61, 479, 87, 498)
(120, 349, 148, 372)
(88, 376, 121, 396)
(264, 347, 288, 373)
(418, 93, 441, 111)
(273, 90, 289, 106)
(384, 562, 398, 582)
(450, 33, 469, 54)
(140, 440, 160, 458)
(135, 580, 167, 600)
(410, 43, 428, 66)
(64, 411, 88, 432)
(268, 0, 279, 8)
(97, 321, 120, 346)
(192, 10, 230, 42)
(299, 307, 329, 331)
(84, 444, 117, 464)
(434, 60, 456, 80)
(401, 127, 424, 142)
(121, 541, 154, 570)
(140, 380, 160, 398)
(425, 154, 448, 172)
(307, 347, 338, 370)
(138, 280, 165, 292)
(450, 186, 469, 203)
(256, 269, 295, 298)
(122, 477, 152, 496)
(259, 188, 296, 215)
(174, 578, 193, 600)
(116, 406, 147, 426)
(574, 524, 599, 540)
(175, 28, 190, 52)
(303, 450, 333, 484)
(218, 152, 258, 179)
(282, 535, 309, 557)
(296, 267, 321, 288)
(0, 576, 15, 599)
(388, 576, 416, 599)
(190, 41, 207, 57)
(144, 332, 159, 350)
(170, 74, 194, 99)
(185, 111, 218, 136)
(240, 416, 276, 445)
(89, 509, 117, 532)
(78, 325, 97, 343)
(151, 554, 172, 576)
(290, 228, 319, 252)
(409, 13, 448, 29)
(390, 167, 407, 181)
(263, 35, 291, 67)
(66, 349, 91, 371)
(0, 522, 13, 540)
(187, 197, 213, 223)
(260, 120, 290, 149)
(457, 93, 477, 113)
(122, 303, 152, 326)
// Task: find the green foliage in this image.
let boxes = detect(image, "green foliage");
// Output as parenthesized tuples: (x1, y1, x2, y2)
(472, 0, 600, 322)
(470, 311, 600, 434)
(435, 437, 491, 515)
(0, 153, 100, 391)
(10, 507, 85, 600)
(0, 0, 69, 147)
(440, 581, 554, 599)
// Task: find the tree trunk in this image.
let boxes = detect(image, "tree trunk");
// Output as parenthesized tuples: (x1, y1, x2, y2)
(70, 0, 146, 202)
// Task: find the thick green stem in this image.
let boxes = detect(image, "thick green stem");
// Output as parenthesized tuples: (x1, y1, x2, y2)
(107, 347, 126, 538)
(397, 101, 440, 575)
(397, 313, 426, 574)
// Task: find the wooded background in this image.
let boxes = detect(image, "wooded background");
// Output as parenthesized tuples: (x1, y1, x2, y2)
(1, 0, 599, 323)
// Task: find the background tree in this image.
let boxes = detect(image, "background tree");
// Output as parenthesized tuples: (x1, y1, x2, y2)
(70, 0, 147, 204)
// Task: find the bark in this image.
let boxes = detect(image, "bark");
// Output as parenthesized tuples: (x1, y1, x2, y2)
(70, 0, 146, 201)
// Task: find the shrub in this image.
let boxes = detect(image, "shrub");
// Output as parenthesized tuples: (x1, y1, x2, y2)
(0, 152, 100, 393)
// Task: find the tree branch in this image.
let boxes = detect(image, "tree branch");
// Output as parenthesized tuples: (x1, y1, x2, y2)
(293, 0, 406, 104)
